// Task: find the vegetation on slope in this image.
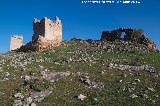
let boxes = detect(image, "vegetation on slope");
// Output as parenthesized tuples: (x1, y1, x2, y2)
(0, 41, 160, 106)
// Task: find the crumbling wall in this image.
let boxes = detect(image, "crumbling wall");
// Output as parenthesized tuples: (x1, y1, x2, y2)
(53, 16, 62, 43)
(32, 16, 62, 42)
(101, 28, 156, 49)
(10, 35, 23, 51)
(18, 16, 62, 52)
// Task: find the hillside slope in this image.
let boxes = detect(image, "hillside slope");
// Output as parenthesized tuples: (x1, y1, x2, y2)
(0, 41, 160, 106)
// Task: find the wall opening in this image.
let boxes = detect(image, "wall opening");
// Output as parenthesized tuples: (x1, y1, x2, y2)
(120, 32, 126, 40)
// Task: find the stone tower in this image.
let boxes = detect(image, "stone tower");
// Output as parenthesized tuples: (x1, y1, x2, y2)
(32, 16, 62, 43)
(10, 35, 23, 51)
(17, 16, 62, 52)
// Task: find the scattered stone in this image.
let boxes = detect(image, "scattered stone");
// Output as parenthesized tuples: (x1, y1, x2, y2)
(80, 76, 91, 86)
(25, 75, 31, 81)
(3, 78, 9, 81)
(41, 70, 70, 82)
(130, 94, 138, 99)
(80, 76, 104, 89)
(39, 65, 44, 69)
(119, 79, 123, 83)
(25, 97, 32, 104)
(31, 103, 36, 106)
(101, 71, 104, 74)
(134, 79, 140, 82)
(148, 87, 155, 92)
(13, 100, 23, 106)
(143, 94, 149, 99)
(77, 94, 86, 101)
(31, 90, 53, 102)
(93, 97, 98, 101)
(5, 72, 10, 77)
(14, 93, 24, 99)
(109, 63, 156, 73)
(124, 74, 127, 78)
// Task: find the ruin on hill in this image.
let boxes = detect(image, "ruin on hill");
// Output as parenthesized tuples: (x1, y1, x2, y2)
(10, 35, 23, 51)
(10, 18, 156, 52)
(101, 28, 156, 49)
(17, 16, 62, 52)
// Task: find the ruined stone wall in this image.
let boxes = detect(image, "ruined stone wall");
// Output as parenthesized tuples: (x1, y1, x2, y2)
(101, 28, 156, 49)
(44, 17, 55, 41)
(18, 16, 62, 52)
(32, 16, 62, 42)
(10, 35, 23, 51)
(53, 16, 62, 43)
(32, 18, 44, 40)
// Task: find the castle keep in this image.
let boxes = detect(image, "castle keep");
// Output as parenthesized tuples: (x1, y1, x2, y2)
(10, 35, 23, 51)
(18, 16, 62, 52)
(32, 16, 62, 43)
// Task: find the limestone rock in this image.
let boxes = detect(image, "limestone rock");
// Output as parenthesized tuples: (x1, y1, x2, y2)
(77, 94, 86, 101)
(25, 97, 32, 104)
(25, 75, 31, 81)
(14, 93, 24, 99)
(40, 70, 70, 82)
(31, 103, 36, 106)
(13, 100, 23, 106)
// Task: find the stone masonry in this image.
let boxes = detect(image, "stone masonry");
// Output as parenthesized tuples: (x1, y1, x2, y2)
(101, 28, 156, 49)
(10, 35, 23, 51)
(32, 16, 62, 43)
(18, 16, 62, 52)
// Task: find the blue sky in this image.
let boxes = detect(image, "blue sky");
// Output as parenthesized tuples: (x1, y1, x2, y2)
(0, 0, 159, 52)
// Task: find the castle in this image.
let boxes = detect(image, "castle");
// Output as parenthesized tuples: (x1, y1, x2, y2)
(10, 17, 156, 52)
(12, 16, 62, 52)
